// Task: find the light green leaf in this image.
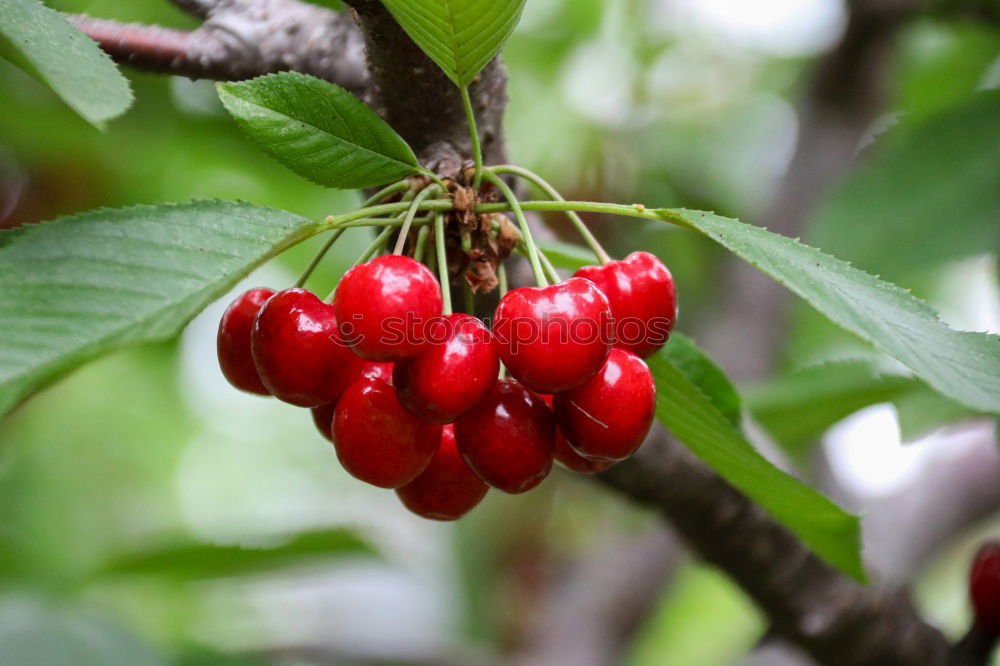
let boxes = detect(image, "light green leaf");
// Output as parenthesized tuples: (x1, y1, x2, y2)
(747, 360, 915, 454)
(537, 240, 595, 273)
(98, 529, 374, 580)
(649, 351, 865, 581)
(381, 0, 527, 87)
(661, 334, 742, 429)
(217, 72, 421, 189)
(656, 209, 1000, 415)
(0, 0, 132, 128)
(809, 90, 1000, 279)
(0, 200, 319, 417)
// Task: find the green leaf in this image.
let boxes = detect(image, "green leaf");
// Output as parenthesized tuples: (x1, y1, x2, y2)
(809, 90, 1000, 279)
(381, 0, 527, 87)
(747, 360, 915, 454)
(537, 240, 596, 273)
(0, 200, 318, 417)
(661, 334, 742, 429)
(98, 529, 374, 580)
(0, 0, 132, 128)
(648, 350, 865, 581)
(217, 72, 421, 189)
(655, 209, 1000, 415)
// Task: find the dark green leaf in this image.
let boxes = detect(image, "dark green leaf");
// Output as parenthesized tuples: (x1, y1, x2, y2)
(0, 200, 318, 416)
(217, 72, 421, 189)
(809, 90, 1000, 279)
(381, 0, 527, 87)
(99, 529, 374, 580)
(0, 0, 132, 127)
(648, 353, 865, 581)
(659, 334, 742, 429)
(656, 209, 1000, 415)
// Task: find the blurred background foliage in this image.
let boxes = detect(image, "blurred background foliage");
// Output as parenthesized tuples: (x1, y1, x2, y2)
(0, 0, 997, 664)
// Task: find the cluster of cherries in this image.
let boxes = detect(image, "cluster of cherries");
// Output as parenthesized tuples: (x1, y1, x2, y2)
(217, 250, 676, 521)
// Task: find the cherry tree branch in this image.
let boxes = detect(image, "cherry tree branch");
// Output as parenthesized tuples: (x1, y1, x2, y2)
(70, 0, 367, 93)
(598, 433, 956, 666)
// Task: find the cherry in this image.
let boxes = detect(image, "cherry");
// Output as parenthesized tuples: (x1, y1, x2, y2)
(361, 361, 394, 384)
(311, 402, 335, 442)
(554, 433, 613, 474)
(394, 314, 499, 424)
(333, 255, 443, 362)
(553, 348, 656, 461)
(332, 377, 441, 488)
(454, 379, 555, 494)
(540, 395, 612, 475)
(396, 425, 489, 520)
(575, 251, 676, 357)
(970, 541, 1000, 636)
(492, 277, 612, 393)
(251, 288, 366, 407)
(217, 288, 275, 395)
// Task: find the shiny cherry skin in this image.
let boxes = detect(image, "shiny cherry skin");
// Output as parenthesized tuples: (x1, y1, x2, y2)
(396, 425, 489, 520)
(251, 288, 366, 407)
(492, 277, 612, 393)
(217, 288, 275, 395)
(361, 361, 394, 384)
(333, 255, 443, 362)
(454, 379, 555, 494)
(332, 377, 441, 488)
(574, 251, 677, 357)
(311, 361, 391, 442)
(394, 314, 499, 424)
(540, 395, 612, 474)
(971, 541, 1000, 635)
(553, 348, 656, 462)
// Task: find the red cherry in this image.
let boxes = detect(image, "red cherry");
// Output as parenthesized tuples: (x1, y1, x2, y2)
(217, 288, 275, 395)
(492, 277, 612, 393)
(971, 541, 1000, 635)
(555, 431, 614, 474)
(454, 379, 555, 494)
(251, 288, 365, 407)
(394, 314, 499, 424)
(332, 377, 441, 488)
(539, 395, 612, 475)
(333, 255, 443, 362)
(574, 251, 676, 357)
(361, 361, 394, 384)
(553, 348, 656, 461)
(311, 403, 335, 443)
(396, 425, 489, 520)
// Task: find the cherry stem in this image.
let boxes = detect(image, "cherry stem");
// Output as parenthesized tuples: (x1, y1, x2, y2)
(293, 228, 346, 288)
(463, 281, 474, 313)
(434, 211, 453, 315)
(489, 165, 613, 265)
(393, 185, 438, 255)
(362, 180, 410, 207)
(414, 225, 430, 262)
(461, 85, 484, 190)
(497, 262, 508, 297)
(481, 171, 548, 287)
